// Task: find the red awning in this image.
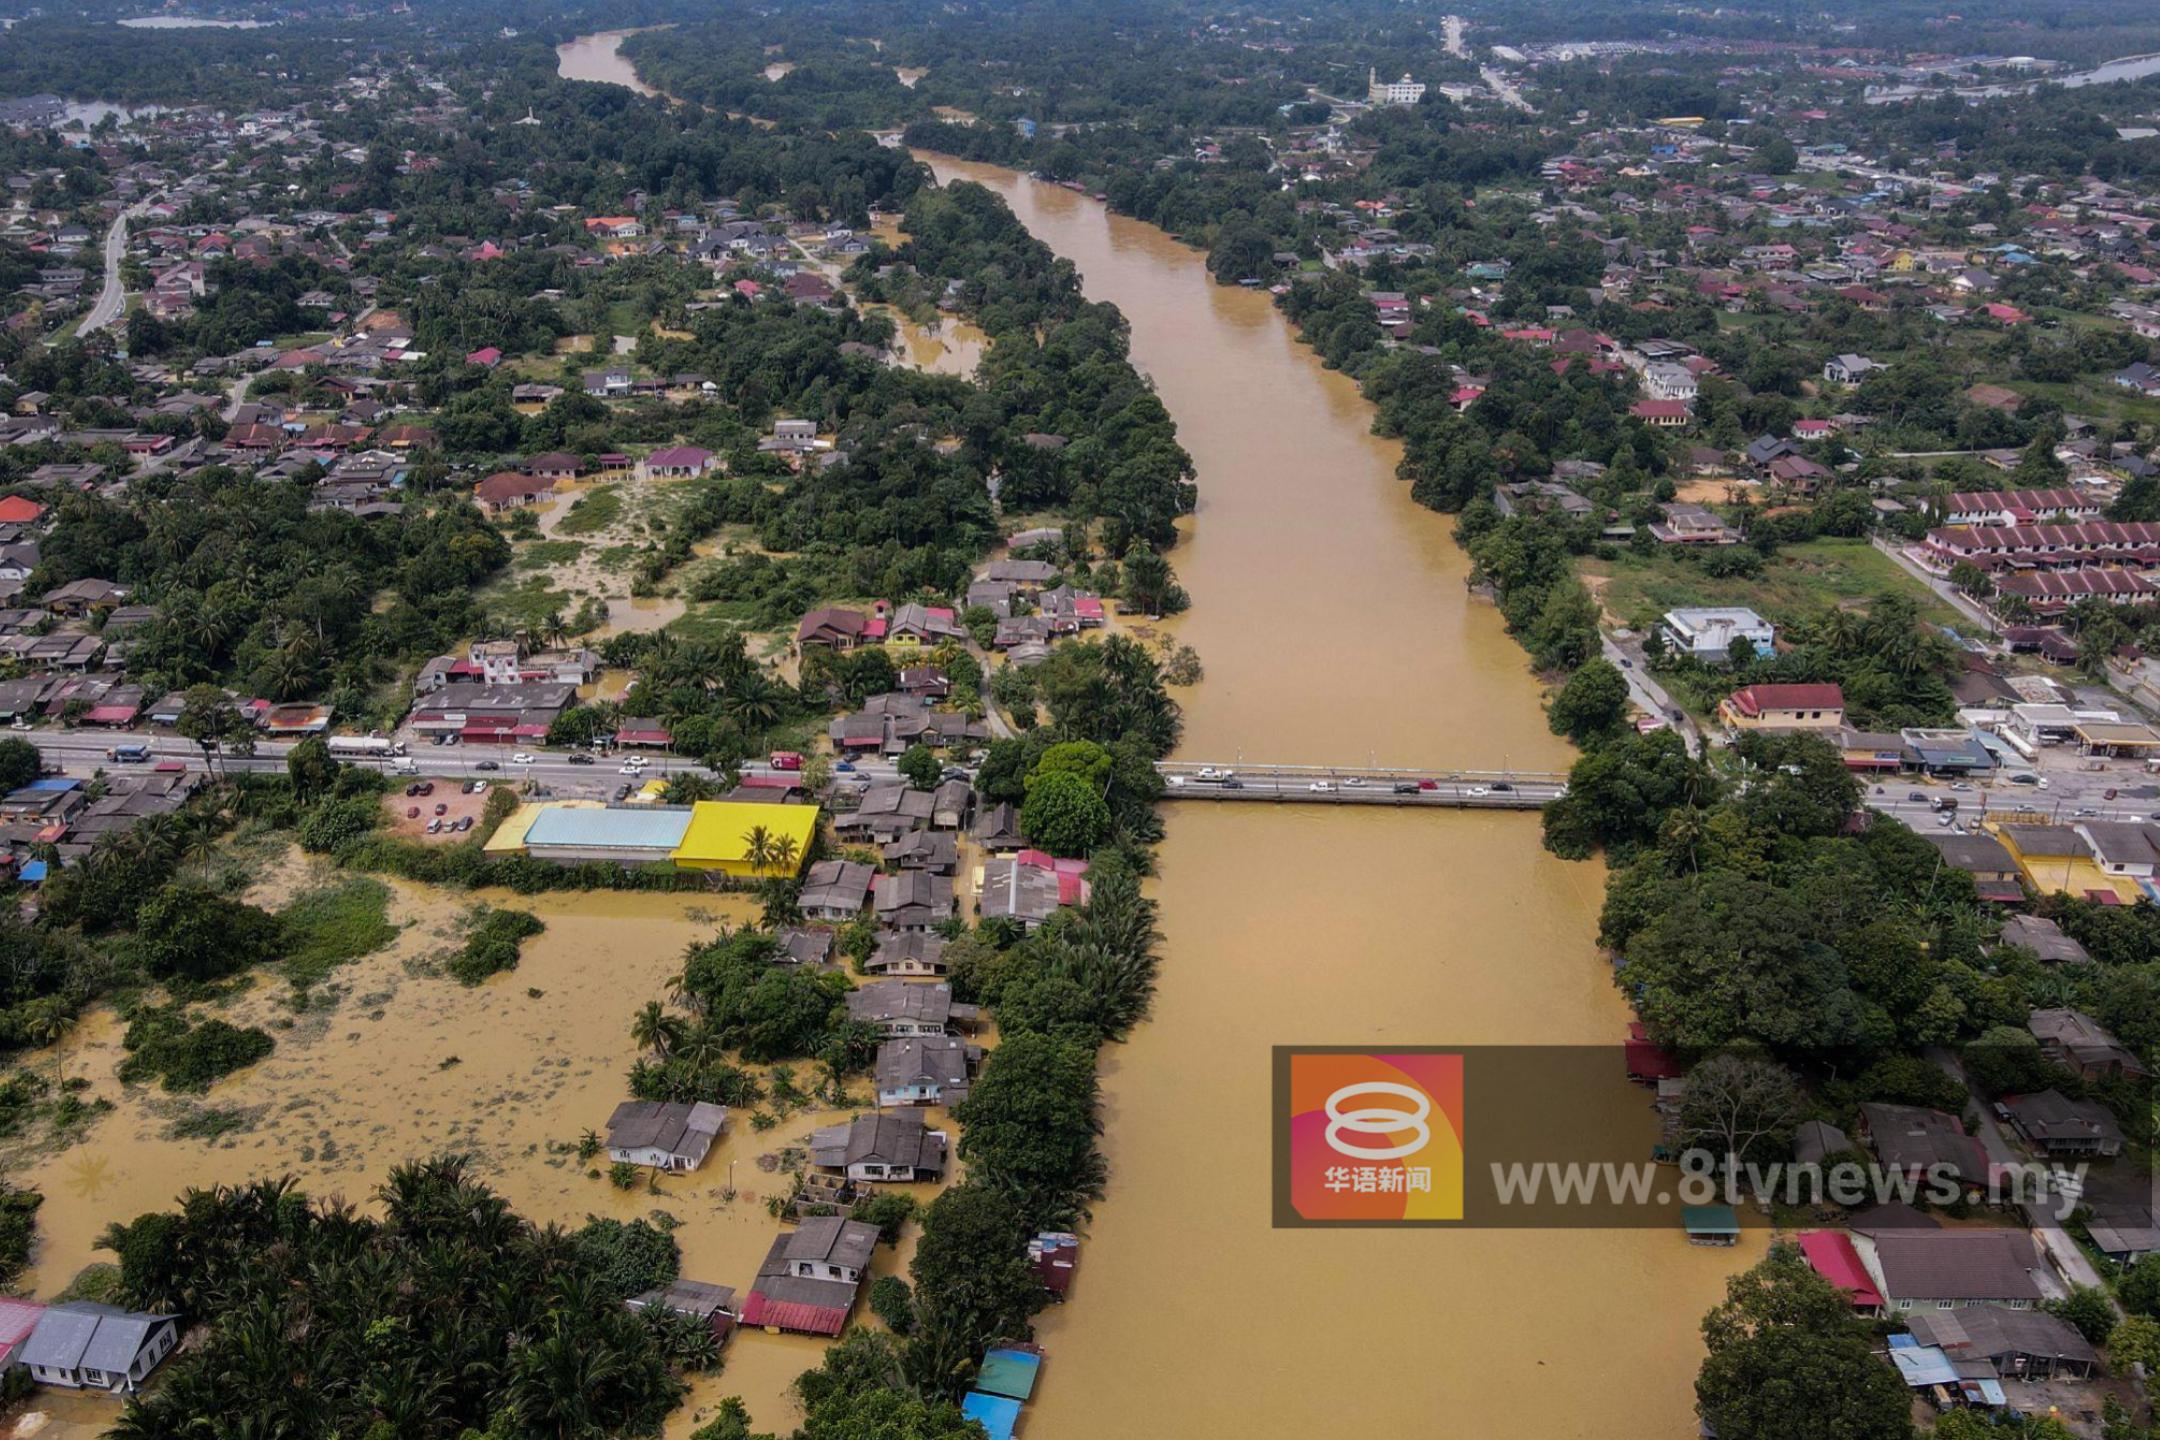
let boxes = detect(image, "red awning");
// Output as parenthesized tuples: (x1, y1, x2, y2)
(737, 1291, 847, 1336)
(83, 705, 140, 725)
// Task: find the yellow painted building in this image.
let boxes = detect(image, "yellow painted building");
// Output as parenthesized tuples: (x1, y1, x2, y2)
(672, 801, 819, 877)
(1992, 822, 2140, 902)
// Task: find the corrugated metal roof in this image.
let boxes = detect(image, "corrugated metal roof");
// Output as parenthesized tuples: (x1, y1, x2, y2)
(524, 804, 692, 851)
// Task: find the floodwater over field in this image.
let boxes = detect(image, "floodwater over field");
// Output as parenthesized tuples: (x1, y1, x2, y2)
(922, 157, 1754, 1438)
(556, 29, 662, 97)
(870, 304, 988, 379)
(10, 868, 918, 1435)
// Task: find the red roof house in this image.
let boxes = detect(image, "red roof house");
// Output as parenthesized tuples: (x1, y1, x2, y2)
(1797, 1231, 1884, 1313)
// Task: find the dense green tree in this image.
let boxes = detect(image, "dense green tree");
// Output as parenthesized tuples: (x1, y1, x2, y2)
(1019, 768, 1112, 857)
(1547, 658, 1631, 745)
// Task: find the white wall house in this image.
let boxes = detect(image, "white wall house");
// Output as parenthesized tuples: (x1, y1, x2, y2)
(1663, 607, 1777, 661)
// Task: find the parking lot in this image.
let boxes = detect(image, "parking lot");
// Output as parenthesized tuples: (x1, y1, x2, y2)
(381, 778, 499, 842)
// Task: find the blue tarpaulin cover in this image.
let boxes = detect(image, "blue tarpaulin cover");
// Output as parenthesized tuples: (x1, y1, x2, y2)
(975, 1348, 1042, 1401)
(961, 1392, 1021, 1440)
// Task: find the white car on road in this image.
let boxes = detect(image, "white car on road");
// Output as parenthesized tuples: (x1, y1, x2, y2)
(1466, 785, 1490, 798)
(512, 752, 536, 765)
(1309, 780, 1334, 793)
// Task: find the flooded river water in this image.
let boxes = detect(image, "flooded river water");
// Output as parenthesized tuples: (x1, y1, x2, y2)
(921, 157, 1754, 1438)
(0, 39, 1752, 1440)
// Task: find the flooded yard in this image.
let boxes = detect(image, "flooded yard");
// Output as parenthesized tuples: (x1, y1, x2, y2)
(4, 864, 924, 1429)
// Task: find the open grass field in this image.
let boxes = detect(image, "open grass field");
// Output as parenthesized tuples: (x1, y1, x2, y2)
(1580, 537, 1966, 633)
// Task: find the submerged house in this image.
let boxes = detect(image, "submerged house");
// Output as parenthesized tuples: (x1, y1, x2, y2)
(738, 1217, 882, 1337)
(604, 1100, 727, 1173)
(808, 1111, 949, 1183)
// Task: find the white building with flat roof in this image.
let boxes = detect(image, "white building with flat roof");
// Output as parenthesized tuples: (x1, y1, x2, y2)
(1368, 68, 1426, 105)
(1663, 607, 1776, 661)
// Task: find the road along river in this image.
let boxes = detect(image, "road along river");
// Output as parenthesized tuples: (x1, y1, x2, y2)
(920, 157, 1754, 1438)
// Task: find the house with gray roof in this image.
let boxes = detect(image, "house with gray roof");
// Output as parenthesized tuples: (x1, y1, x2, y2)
(1865, 1230, 2044, 1311)
(1906, 1305, 2097, 1379)
(864, 931, 948, 977)
(808, 1111, 949, 1182)
(798, 859, 875, 921)
(1993, 915, 2091, 966)
(19, 1303, 178, 1393)
(1858, 1103, 1987, 1189)
(2001, 1089, 2124, 1157)
(874, 870, 953, 931)
(845, 980, 977, 1037)
(604, 1100, 727, 1173)
(875, 1035, 975, 1106)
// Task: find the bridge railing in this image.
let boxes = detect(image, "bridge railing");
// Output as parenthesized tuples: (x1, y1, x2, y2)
(1155, 760, 1568, 784)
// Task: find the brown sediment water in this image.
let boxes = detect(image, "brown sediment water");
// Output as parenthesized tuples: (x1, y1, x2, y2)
(869, 303, 988, 379)
(10, 877, 930, 1434)
(919, 156, 1755, 1439)
(556, 30, 663, 98)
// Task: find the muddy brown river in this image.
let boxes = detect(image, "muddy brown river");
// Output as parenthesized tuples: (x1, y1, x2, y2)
(0, 43, 1753, 1440)
(920, 157, 1754, 1439)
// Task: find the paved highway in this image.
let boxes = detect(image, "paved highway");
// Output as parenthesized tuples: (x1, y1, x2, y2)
(76, 206, 144, 338)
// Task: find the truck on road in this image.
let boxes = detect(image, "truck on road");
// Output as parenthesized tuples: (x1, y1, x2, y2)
(327, 735, 406, 759)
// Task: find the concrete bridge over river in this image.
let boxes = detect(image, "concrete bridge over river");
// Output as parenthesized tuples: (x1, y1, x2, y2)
(1155, 761, 1565, 809)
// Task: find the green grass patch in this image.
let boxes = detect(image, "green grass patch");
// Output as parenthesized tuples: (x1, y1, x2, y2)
(2011, 378, 2160, 428)
(278, 877, 398, 990)
(117, 1006, 274, 1093)
(665, 600, 758, 643)
(556, 485, 624, 537)
(597, 542, 645, 572)
(1581, 538, 1965, 634)
(486, 574, 573, 630)
(515, 539, 586, 571)
(446, 907, 546, 987)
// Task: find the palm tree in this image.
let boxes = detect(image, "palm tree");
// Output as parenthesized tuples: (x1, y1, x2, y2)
(741, 825, 775, 875)
(630, 1001, 682, 1059)
(768, 833, 800, 876)
(22, 1001, 69, 1084)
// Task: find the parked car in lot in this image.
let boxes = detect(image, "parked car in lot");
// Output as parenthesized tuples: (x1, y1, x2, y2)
(456, 816, 474, 832)
(407, 807, 420, 819)
(425, 818, 443, 834)
(465, 779, 487, 794)
(434, 803, 448, 816)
